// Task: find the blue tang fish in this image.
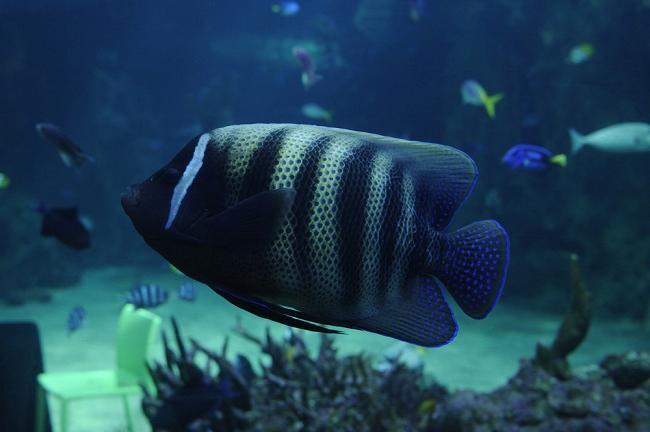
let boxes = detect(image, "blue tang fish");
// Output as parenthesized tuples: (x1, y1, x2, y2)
(178, 281, 197, 302)
(501, 144, 567, 171)
(67, 306, 86, 334)
(121, 124, 509, 347)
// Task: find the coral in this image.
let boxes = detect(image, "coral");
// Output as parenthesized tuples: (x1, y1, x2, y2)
(232, 321, 447, 432)
(143, 312, 650, 432)
(142, 318, 252, 432)
(432, 358, 650, 432)
(601, 351, 650, 390)
(142, 318, 447, 432)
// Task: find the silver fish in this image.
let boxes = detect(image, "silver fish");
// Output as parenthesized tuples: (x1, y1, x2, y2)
(570, 122, 650, 154)
(121, 124, 509, 347)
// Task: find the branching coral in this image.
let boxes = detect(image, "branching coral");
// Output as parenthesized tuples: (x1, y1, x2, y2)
(143, 317, 446, 432)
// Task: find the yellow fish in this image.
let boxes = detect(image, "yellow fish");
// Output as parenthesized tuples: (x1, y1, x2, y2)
(461, 80, 504, 119)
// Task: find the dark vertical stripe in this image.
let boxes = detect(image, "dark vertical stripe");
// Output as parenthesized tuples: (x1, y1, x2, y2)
(184, 134, 231, 220)
(398, 175, 415, 297)
(410, 183, 430, 274)
(239, 127, 290, 199)
(376, 162, 404, 308)
(292, 135, 333, 287)
(338, 144, 375, 307)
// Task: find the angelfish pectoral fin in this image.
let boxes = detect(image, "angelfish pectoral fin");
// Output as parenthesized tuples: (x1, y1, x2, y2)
(347, 275, 458, 347)
(193, 188, 296, 251)
(214, 287, 342, 334)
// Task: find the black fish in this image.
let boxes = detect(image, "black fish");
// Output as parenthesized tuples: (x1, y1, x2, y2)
(35, 122, 94, 168)
(126, 284, 168, 309)
(37, 204, 91, 250)
(122, 124, 509, 347)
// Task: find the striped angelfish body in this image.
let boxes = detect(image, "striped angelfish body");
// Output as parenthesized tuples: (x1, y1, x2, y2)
(199, 124, 470, 319)
(126, 123, 510, 347)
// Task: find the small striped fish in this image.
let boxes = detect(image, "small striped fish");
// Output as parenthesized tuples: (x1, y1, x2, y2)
(126, 284, 168, 309)
(122, 124, 509, 347)
(67, 305, 86, 334)
(178, 281, 197, 302)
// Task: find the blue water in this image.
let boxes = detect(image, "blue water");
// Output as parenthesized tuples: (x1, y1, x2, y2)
(1, 1, 650, 431)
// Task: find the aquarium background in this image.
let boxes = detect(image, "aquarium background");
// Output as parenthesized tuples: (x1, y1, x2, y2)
(1, 1, 649, 431)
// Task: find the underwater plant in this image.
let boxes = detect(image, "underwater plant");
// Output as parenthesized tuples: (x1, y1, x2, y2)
(142, 318, 447, 431)
(141, 318, 252, 431)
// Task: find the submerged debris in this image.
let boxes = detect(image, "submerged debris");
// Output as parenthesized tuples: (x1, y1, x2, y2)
(534, 253, 592, 379)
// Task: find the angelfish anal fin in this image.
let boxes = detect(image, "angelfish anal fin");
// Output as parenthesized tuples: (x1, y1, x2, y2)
(348, 275, 458, 347)
(193, 188, 296, 251)
(214, 287, 342, 334)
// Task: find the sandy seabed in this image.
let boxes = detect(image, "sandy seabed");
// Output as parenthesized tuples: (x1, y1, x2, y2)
(1, 266, 648, 432)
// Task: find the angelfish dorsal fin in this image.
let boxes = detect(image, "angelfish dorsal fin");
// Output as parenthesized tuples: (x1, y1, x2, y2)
(303, 125, 478, 230)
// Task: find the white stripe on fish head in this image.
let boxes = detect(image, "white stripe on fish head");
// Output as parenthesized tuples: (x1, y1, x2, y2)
(165, 133, 211, 230)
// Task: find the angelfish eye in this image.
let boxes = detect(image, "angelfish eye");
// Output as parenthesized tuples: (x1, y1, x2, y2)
(158, 167, 181, 185)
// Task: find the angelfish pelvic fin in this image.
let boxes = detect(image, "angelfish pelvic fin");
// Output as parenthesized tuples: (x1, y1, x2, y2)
(193, 188, 296, 251)
(214, 287, 341, 334)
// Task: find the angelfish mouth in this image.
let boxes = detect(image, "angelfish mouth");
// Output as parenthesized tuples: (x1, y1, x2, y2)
(121, 185, 141, 209)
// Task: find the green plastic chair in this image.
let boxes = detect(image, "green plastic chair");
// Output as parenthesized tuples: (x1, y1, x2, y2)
(35, 304, 161, 432)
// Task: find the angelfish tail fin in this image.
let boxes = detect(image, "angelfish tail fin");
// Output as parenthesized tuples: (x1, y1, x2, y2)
(432, 220, 509, 319)
(569, 128, 585, 154)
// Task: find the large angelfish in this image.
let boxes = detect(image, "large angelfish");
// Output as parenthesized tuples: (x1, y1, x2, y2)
(122, 124, 509, 347)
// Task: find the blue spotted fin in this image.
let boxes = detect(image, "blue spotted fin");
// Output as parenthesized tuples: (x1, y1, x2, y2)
(349, 275, 458, 347)
(434, 220, 509, 319)
(318, 126, 477, 230)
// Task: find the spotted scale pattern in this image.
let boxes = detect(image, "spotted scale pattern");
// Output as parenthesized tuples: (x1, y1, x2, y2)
(357, 152, 392, 317)
(384, 172, 417, 307)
